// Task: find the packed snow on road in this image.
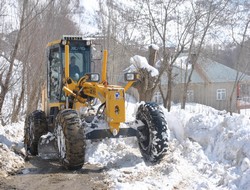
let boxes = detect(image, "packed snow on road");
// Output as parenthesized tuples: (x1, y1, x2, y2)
(1, 100, 250, 189)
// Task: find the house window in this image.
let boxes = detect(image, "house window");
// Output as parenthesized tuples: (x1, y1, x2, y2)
(187, 90, 194, 102)
(153, 92, 163, 104)
(217, 89, 226, 100)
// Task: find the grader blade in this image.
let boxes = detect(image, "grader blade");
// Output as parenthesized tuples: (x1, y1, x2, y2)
(38, 132, 58, 160)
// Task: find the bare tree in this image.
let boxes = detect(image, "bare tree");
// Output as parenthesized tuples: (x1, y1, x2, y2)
(229, 18, 250, 115)
(130, 46, 159, 102)
(96, 0, 149, 84)
(0, 0, 28, 125)
(142, 0, 190, 111)
(23, 0, 80, 116)
(181, 0, 230, 109)
(0, 0, 80, 124)
(9, 0, 57, 122)
(95, 0, 188, 106)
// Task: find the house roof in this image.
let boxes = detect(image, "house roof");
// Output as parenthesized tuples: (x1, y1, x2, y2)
(171, 56, 250, 84)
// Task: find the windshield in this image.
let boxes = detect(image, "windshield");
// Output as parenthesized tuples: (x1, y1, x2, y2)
(62, 41, 91, 81)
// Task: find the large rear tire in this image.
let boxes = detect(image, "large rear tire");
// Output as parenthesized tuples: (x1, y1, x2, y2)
(55, 109, 85, 170)
(136, 102, 169, 163)
(24, 110, 48, 155)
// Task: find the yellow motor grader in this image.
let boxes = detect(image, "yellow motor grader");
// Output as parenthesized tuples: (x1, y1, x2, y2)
(24, 35, 169, 170)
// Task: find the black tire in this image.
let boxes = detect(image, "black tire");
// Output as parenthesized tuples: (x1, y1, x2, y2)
(136, 102, 169, 163)
(55, 109, 85, 170)
(24, 110, 48, 155)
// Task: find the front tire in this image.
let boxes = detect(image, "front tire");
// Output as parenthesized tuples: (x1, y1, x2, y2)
(136, 102, 169, 163)
(24, 110, 48, 155)
(55, 109, 85, 170)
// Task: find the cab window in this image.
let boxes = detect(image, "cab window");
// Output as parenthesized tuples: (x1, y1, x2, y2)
(48, 48, 61, 102)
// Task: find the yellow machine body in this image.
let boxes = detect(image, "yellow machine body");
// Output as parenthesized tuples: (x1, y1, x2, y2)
(25, 35, 168, 168)
(44, 35, 134, 135)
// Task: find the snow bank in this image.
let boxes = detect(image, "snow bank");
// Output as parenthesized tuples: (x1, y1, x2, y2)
(85, 103, 250, 190)
(1, 102, 250, 189)
(127, 55, 159, 77)
(170, 104, 250, 190)
(0, 122, 25, 177)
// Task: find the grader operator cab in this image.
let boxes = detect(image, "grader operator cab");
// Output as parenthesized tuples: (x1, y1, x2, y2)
(24, 35, 170, 170)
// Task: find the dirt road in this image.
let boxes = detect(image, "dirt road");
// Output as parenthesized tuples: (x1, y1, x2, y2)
(0, 156, 108, 190)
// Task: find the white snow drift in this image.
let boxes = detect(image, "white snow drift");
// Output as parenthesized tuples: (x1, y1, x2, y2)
(0, 122, 25, 177)
(1, 102, 250, 190)
(126, 55, 159, 77)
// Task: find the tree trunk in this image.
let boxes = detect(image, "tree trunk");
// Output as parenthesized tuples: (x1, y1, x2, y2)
(138, 89, 154, 102)
(181, 54, 196, 109)
(181, 83, 187, 109)
(148, 45, 157, 67)
(229, 21, 249, 115)
(11, 87, 24, 123)
(26, 82, 41, 116)
(0, 0, 27, 117)
(166, 69, 172, 112)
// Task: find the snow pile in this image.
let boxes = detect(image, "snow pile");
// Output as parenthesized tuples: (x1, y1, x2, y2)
(1, 102, 250, 189)
(0, 122, 25, 177)
(150, 44, 159, 51)
(85, 103, 250, 190)
(169, 104, 250, 190)
(126, 55, 159, 77)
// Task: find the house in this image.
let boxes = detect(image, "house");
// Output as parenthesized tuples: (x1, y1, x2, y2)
(154, 54, 250, 112)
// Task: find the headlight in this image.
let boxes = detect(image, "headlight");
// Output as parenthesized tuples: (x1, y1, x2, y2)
(124, 73, 139, 81)
(86, 73, 100, 82)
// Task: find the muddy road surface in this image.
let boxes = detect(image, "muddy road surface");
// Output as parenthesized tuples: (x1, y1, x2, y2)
(0, 156, 108, 190)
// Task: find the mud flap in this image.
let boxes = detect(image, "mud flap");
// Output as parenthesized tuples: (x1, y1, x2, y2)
(38, 132, 58, 160)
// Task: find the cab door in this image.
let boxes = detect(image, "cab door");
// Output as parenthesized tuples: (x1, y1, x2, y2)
(47, 46, 63, 127)
(48, 47, 62, 102)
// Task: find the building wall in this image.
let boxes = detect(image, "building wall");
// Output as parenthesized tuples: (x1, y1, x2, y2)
(193, 82, 237, 111)
(159, 82, 237, 112)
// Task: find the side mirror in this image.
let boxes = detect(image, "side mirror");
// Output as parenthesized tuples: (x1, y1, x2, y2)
(124, 73, 139, 81)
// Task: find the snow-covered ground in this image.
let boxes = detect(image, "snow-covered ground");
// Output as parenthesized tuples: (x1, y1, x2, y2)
(0, 122, 25, 177)
(1, 100, 250, 190)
